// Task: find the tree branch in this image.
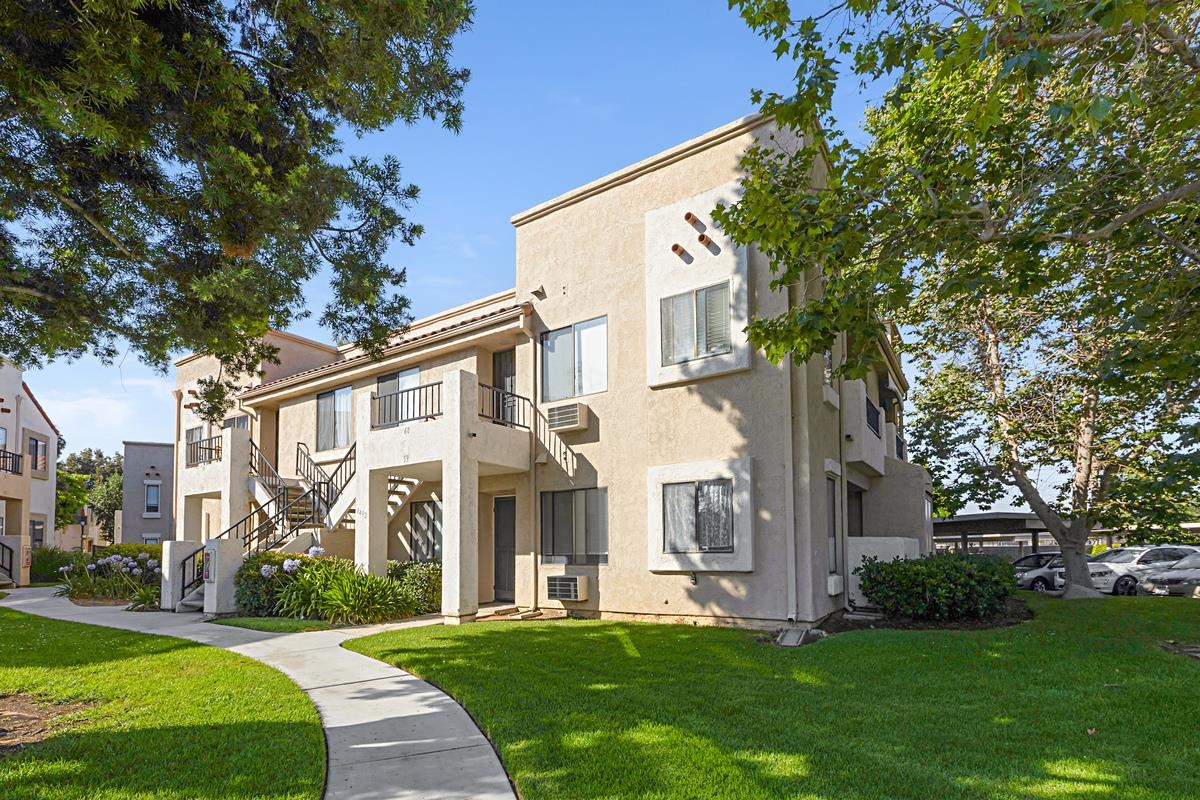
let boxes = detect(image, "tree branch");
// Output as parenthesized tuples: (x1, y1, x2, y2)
(1050, 179, 1200, 244)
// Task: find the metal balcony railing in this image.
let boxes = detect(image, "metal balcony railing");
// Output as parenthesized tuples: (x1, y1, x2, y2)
(371, 382, 443, 429)
(185, 435, 222, 467)
(0, 449, 21, 475)
(479, 384, 532, 429)
(896, 434, 906, 460)
(865, 397, 882, 438)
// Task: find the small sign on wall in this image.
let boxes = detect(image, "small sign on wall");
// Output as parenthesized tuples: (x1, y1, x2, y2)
(22, 544, 31, 568)
(203, 550, 215, 583)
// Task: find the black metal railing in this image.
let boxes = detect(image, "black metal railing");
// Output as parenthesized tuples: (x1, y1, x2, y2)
(0, 449, 21, 475)
(185, 435, 222, 467)
(295, 441, 330, 487)
(896, 434, 906, 460)
(250, 441, 287, 495)
(372, 382, 442, 428)
(865, 397, 882, 437)
(320, 443, 356, 511)
(180, 548, 204, 604)
(223, 488, 287, 547)
(0, 541, 13, 581)
(243, 484, 326, 554)
(479, 384, 532, 429)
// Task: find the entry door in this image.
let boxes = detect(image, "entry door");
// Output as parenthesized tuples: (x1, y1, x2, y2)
(493, 496, 516, 602)
(492, 349, 517, 424)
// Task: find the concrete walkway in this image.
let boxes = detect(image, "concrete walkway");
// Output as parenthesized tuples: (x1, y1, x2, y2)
(0, 588, 516, 800)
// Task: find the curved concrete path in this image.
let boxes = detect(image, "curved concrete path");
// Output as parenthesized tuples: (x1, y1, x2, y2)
(1, 588, 516, 800)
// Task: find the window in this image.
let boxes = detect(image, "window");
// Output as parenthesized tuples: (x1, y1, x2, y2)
(29, 519, 45, 549)
(222, 415, 249, 430)
(185, 426, 203, 444)
(540, 488, 608, 564)
(0, 426, 7, 451)
(27, 436, 48, 473)
(144, 483, 161, 515)
(376, 367, 420, 397)
(316, 386, 352, 450)
(663, 479, 733, 553)
(823, 350, 835, 385)
(660, 282, 731, 367)
(827, 476, 839, 573)
(143, 535, 162, 545)
(541, 316, 608, 402)
(409, 500, 442, 562)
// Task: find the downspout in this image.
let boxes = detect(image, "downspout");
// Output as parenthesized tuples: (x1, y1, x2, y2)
(782, 352, 801, 623)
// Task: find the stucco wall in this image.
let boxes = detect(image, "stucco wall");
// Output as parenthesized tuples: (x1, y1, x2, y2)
(120, 442, 174, 544)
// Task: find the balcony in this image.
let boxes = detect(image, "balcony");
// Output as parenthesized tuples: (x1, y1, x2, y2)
(0, 449, 21, 475)
(478, 383, 532, 429)
(843, 379, 886, 476)
(371, 381, 444, 429)
(185, 435, 222, 467)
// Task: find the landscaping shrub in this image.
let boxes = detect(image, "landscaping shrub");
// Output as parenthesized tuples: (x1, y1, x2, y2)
(393, 561, 442, 615)
(854, 553, 1017, 621)
(318, 570, 414, 625)
(275, 558, 358, 619)
(235, 550, 303, 616)
(56, 550, 162, 602)
(30, 546, 75, 582)
(94, 543, 164, 563)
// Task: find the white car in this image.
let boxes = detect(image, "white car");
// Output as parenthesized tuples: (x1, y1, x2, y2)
(1055, 545, 1200, 595)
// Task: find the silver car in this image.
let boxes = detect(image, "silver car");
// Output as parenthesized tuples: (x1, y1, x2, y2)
(1012, 552, 1062, 592)
(1138, 553, 1200, 597)
(1055, 545, 1200, 595)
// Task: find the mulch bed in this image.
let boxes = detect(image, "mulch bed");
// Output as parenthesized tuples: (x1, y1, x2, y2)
(817, 597, 1033, 635)
(0, 695, 90, 757)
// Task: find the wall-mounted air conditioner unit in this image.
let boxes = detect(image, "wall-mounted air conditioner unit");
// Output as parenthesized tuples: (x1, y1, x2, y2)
(547, 402, 589, 433)
(547, 575, 589, 602)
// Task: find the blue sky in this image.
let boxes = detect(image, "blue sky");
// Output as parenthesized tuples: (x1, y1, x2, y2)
(28, 1, 885, 457)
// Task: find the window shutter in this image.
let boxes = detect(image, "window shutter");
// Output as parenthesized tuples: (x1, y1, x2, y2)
(698, 282, 731, 356)
(696, 479, 733, 552)
(663, 482, 696, 553)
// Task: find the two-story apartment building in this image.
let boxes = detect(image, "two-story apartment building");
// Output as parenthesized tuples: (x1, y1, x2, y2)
(170, 115, 932, 626)
(0, 358, 59, 586)
(118, 441, 176, 546)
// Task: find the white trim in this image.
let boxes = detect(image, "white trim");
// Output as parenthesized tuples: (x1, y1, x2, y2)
(647, 457, 753, 573)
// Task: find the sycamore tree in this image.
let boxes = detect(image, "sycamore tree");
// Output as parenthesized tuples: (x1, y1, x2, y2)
(0, 0, 473, 418)
(719, 0, 1200, 588)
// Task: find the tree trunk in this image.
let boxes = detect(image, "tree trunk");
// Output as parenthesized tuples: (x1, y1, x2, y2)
(1058, 519, 1094, 589)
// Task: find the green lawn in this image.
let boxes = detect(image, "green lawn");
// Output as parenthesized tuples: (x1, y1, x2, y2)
(346, 596, 1200, 800)
(212, 616, 336, 633)
(0, 608, 325, 799)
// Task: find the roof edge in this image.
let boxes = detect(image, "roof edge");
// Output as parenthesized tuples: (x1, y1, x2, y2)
(22, 381, 60, 436)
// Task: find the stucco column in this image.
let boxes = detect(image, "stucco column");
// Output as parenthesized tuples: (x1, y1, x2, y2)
(354, 467, 390, 576)
(161, 539, 203, 612)
(218, 427, 252, 535)
(202, 537, 243, 615)
(442, 369, 479, 624)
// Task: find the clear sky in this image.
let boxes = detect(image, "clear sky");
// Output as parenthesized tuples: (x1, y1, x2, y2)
(27, 1, 885, 458)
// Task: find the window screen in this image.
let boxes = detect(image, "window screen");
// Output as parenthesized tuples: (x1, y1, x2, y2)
(663, 479, 734, 553)
(660, 282, 732, 366)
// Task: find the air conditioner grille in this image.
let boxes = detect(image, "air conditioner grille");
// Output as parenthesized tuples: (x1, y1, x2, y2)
(547, 575, 580, 601)
(547, 405, 580, 430)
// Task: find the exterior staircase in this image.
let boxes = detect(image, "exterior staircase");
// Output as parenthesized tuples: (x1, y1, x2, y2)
(0, 542, 14, 588)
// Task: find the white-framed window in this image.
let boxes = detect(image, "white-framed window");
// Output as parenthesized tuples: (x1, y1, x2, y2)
(185, 426, 204, 443)
(143, 534, 161, 545)
(660, 282, 731, 367)
(27, 435, 48, 475)
(540, 488, 608, 565)
(541, 316, 607, 402)
(827, 475, 839, 573)
(376, 367, 420, 396)
(222, 415, 249, 430)
(316, 386, 352, 450)
(144, 481, 162, 516)
(29, 519, 45, 548)
(0, 426, 7, 451)
(409, 500, 441, 563)
(647, 458, 753, 573)
(663, 480, 732, 553)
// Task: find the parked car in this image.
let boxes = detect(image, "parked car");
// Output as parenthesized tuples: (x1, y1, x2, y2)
(1055, 546, 1200, 595)
(1012, 552, 1062, 592)
(1138, 553, 1200, 597)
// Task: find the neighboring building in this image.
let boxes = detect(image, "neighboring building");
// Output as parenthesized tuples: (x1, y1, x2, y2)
(119, 441, 175, 545)
(0, 358, 60, 586)
(54, 505, 107, 552)
(170, 115, 933, 626)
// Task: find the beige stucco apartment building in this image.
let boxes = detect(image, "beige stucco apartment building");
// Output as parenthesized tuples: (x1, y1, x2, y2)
(0, 358, 59, 586)
(170, 115, 932, 626)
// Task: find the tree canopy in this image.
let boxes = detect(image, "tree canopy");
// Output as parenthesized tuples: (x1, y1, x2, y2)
(720, 0, 1200, 586)
(1, 0, 473, 415)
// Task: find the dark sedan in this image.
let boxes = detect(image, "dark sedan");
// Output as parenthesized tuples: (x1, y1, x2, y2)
(1138, 553, 1200, 597)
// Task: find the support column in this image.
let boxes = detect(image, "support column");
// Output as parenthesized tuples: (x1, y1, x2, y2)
(202, 537, 243, 615)
(218, 427, 252, 535)
(442, 369, 479, 624)
(354, 468, 390, 576)
(161, 539, 203, 612)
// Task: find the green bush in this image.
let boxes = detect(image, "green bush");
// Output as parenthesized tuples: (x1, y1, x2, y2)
(854, 553, 1017, 621)
(30, 546, 75, 582)
(235, 551, 302, 616)
(275, 558, 358, 619)
(392, 561, 442, 615)
(55, 549, 162, 601)
(318, 570, 414, 625)
(93, 543, 164, 563)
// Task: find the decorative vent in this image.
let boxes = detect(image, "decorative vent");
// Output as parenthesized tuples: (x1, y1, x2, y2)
(547, 403, 588, 433)
(547, 575, 588, 602)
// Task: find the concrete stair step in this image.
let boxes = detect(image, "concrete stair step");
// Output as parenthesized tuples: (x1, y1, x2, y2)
(476, 605, 519, 618)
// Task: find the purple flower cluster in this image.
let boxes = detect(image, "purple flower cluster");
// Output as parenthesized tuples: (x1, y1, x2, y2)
(282, 558, 301, 574)
(260, 564, 278, 578)
(307, 545, 326, 557)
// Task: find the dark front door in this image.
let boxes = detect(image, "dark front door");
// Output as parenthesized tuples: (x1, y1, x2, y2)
(493, 496, 516, 602)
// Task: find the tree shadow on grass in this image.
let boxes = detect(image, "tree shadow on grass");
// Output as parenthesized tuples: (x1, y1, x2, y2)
(348, 617, 1200, 800)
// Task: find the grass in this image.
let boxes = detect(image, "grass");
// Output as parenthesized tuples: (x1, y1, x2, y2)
(0, 608, 325, 799)
(212, 616, 336, 633)
(346, 595, 1200, 800)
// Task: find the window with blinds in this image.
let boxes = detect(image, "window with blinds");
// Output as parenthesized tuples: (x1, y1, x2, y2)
(316, 386, 352, 451)
(663, 478, 733, 553)
(409, 500, 442, 562)
(660, 281, 731, 367)
(540, 488, 608, 565)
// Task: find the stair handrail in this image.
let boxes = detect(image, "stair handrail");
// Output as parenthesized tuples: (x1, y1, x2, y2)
(179, 548, 204, 605)
(243, 482, 328, 554)
(296, 441, 356, 516)
(219, 488, 287, 549)
(249, 441, 287, 495)
(296, 442, 332, 487)
(0, 541, 13, 581)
